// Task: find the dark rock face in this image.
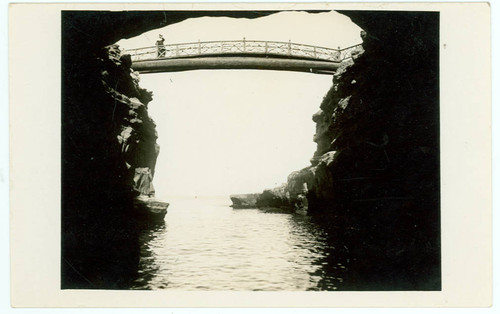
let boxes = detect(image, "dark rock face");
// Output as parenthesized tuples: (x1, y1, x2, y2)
(62, 32, 162, 288)
(249, 11, 440, 290)
(305, 11, 441, 290)
(101, 44, 160, 194)
(61, 11, 179, 289)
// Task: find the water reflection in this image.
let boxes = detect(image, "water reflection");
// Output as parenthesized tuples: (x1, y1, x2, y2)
(132, 222, 166, 289)
(131, 199, 350, 290)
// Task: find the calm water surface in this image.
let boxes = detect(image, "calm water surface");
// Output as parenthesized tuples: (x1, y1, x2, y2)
(132, 197, 345, 290)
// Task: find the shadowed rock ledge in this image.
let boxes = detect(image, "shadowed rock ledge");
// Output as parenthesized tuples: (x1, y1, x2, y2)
(230, 194, 260, 208)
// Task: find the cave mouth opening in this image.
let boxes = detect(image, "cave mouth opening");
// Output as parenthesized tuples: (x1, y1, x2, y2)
(61, 9, 442, 291)
(114, 11, 363, 199)
(138, 69, 332, 200)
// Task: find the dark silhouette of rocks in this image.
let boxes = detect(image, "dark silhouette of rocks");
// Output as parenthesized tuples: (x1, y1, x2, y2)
(243, 11, 440, 290)
(309, 11, 440, 290)
(62, 27, 163, 288)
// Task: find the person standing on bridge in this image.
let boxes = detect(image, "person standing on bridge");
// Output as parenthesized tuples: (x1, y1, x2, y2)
(156, 34, 166, 58)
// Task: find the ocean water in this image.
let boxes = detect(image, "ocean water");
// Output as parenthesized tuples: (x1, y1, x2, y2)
(131, 197, 345, 290)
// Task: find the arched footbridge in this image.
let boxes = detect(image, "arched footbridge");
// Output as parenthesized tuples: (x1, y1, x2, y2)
(124, 39, 363, 75)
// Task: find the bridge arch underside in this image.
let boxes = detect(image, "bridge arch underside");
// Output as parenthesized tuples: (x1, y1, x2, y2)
(132, 54, 341, 75)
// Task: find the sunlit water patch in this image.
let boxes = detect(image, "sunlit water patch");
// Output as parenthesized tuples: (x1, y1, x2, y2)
(132, 197, 344, 290)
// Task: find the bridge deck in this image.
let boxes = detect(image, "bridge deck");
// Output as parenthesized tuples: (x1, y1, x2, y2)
(132, 55, 340, 74)
(125, 40, 362, 74)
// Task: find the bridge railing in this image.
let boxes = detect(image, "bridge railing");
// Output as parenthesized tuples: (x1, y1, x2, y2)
(124, 40, 362, 63)
(339, 44, 364, 61)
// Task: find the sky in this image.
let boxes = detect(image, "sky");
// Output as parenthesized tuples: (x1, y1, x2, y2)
(116, 11, 362, 199)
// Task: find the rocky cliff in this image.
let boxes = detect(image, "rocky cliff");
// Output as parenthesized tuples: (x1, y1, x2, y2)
(103, 44, 160, 195)
(62, 19, 166, 288)
(243, 11, 440, 290)
(284, 11, 440, 290)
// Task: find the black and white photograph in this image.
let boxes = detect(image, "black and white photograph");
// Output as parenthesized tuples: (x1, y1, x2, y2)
(8, 2, 492, 308)
(61, 8, 441, 291)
